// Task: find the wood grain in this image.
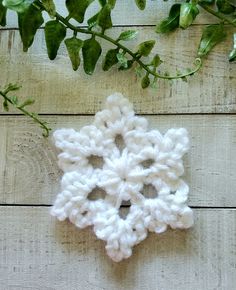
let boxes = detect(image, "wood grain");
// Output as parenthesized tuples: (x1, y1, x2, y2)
(0, 207, 235, 290)
(0, 114, 235, 206)
(1, 0, 217, 28)
(0, 27, 235, 115)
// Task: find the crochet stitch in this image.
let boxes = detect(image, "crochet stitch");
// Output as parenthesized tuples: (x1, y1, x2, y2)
(51, 93, 193, 262)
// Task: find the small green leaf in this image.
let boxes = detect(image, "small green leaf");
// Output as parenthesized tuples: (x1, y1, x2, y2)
(18, 98, 35, 109)
(65, 37, 83, 71)
(179, 3, 199, 29)
(181, 76, 188, 82)
(3, 83, 21, 94)
(18, 4, 44, 52)
(141, 74, 150, 89)
(156, 4, 181, 33)
(198, 24, 226, 57)
(103, 48, 119, 71)
(82, 37, 102, 75)
(3, 0, 32, 13)
(118, 30, 138, 41)
(11, 95, 19, 105)
(98, 0, 106, 6)
(116, 52, 128, 68)
(45, 20, 67, 60)
(135, 0, 146, 10)
(3, 99, 9, 111)
(108, 0, 116, 9)
(118, 59, 133, 70)
(216, 0, 235, 14)
(87, 12, 99, 28)
(0, 0, 7, 27)
(42, 0, 56, 18)
(229, 48, 236, 62)
(66, 0, 94, 23)
(151, 54, 162, 67)
(137, 40, 155, 56)
(229, 33, 236, 62)
(98, 3, 112, 31)
(135, 66, 143, 78)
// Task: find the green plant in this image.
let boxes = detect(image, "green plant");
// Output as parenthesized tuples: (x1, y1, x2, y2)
(0, 0, 203, 91)
(1, 0, 235, 136)
(0, 83, 51, 136)
(156, 0, 236, 60)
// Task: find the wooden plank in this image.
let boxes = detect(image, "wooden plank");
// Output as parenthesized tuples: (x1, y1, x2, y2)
(1, 0, 217, 28)
(0, 27, 235, 115)
(0, 114, 236, 206)
(0, 207, 235, 289)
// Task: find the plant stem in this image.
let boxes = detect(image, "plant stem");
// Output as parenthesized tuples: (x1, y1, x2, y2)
(0, 90, 51, 137)
(199, 3, 236, 27)
(35, 1, 202, 80)
(57, 13, 202, 79)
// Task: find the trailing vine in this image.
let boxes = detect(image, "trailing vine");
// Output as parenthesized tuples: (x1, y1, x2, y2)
(0, 83, 51, 136)
(0, 0, 203, 91)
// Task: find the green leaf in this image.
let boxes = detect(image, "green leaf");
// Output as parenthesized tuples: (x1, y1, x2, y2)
(137, 40, 155, 56)
(118, 59, 133, 70)
(18, 4, 44, 52)
(116, 52, 128, 68)
(99, 0, 106, 6)
(0, 0, 7, 27)
(82, 37, 102, 74)
(45, 20, 67, 60)
(108, 0, 116, 9)
(87, 12, 99, 28)
(66, 0, 94, 23)
(141, 74, 150, 89)
(229, 33, 236, 62)
(135, 66, 143, 78)
(135, 0, 146, 10)
(18, 98, 35, 109)
(103, 48, 119, 71)
(179, 3, 199, 29)
(156, 4, 181, 33)
(11, 95, 19, 105)
(216, 0, 235, 14)
(151, 54, 162, 67)
(65, 37, 83, 71)
(98, 3, 112, 31)
(3, 99, 9, 111)
(198, 24, 226, 57)
(118, 30, 138, 41)
(42, 0, 56, 18)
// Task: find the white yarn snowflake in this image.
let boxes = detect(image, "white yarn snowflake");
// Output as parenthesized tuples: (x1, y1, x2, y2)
(51, 93, 193, 262)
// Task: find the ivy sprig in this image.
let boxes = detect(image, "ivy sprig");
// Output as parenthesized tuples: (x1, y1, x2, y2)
(156, 0, 236, 60)
(0, 83, 51, 137)
(0, 0, 202, 89)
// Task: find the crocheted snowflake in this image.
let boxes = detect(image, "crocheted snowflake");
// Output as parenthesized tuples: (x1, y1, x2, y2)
(51, 93, 193, 262)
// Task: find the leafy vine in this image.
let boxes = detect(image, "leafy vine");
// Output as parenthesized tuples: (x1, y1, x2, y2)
(0, 0, 235, 136)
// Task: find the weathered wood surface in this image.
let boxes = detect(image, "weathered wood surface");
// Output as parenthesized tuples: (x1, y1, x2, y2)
(1, 0, 217, 28)
(0, 2, 236, 289)
(0, 114, 235, 207)
(0, 27, 235, 115)
(0, 207, 235, 290)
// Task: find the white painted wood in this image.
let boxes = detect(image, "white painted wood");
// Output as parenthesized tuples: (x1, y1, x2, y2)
(0, 207, 235, 290)
(0, 115, 235, 207)
(1, 0, 217, 28)
(0, 27, 235, 115)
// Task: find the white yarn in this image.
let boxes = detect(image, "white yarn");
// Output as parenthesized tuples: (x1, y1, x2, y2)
(51, 93, 193, 262)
